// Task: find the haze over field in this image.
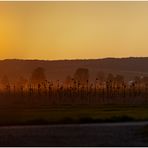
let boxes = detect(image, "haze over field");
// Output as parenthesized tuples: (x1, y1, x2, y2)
(0, 57, 148, 82)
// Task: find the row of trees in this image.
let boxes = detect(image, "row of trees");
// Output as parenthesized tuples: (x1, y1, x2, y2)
(0, 67, 148, 106)
(0, 67, 90, 90)
(1, 67, 148, 90)
(0, 67, 148, 92)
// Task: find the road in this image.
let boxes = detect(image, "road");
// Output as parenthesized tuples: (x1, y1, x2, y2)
(0, 122, 148, 146)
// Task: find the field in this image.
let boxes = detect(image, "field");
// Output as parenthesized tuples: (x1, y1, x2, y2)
(0, 104, 148, 125)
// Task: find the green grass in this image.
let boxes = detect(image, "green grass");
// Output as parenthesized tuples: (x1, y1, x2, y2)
(0, 104, 148, 125)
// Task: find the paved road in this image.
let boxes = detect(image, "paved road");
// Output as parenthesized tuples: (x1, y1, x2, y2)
(0, 122, 148, 146)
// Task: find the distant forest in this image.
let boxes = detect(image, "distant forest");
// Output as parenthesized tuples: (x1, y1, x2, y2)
(0, 57, 148, 83)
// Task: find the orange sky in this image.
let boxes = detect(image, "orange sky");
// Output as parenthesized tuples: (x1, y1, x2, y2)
(0, 1, 148, 60)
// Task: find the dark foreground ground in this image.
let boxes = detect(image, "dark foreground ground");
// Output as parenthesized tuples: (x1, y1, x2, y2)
(0, 122, 148, 146)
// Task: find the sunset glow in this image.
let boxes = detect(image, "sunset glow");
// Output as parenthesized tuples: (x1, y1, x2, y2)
(0, 1, 148, 60)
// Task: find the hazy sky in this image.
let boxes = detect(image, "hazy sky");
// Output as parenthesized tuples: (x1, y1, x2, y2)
(0, 1, 148, 60)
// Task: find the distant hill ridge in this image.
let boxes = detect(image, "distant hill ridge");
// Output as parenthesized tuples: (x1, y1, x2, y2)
(0, 57, 148, 82)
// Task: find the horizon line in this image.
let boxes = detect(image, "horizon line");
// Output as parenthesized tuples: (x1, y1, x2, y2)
(1, 56, 148, 62)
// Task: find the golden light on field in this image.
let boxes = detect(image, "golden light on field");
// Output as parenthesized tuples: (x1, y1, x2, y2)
(0, 2, 148, 60)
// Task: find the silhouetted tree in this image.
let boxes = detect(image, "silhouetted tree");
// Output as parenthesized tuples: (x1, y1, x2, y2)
(1, 75, 9, 88)
(74, 68, 89, 86)
(30, 67, 46, 88)
(0, 75, 10, 93)
(107, 73, 114, 82)
(114, 74, 124, 86)
(134, 76, 141, 91)
(17, 76, 28, 88)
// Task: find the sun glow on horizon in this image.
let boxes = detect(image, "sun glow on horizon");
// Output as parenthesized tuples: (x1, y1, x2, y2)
(0, 1, 148, 60)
